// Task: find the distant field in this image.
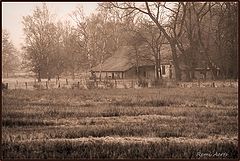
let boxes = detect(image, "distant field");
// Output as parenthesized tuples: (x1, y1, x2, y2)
(2, 87, 238, 159)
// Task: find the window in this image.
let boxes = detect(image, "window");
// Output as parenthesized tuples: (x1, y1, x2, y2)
(162, 65, 166, 75)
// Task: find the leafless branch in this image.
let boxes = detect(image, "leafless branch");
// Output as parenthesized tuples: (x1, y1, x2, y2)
(162, 2, 178, 14)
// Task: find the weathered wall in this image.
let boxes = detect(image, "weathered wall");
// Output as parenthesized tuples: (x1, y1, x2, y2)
(181, 70, 213, 80)
(93, 64, 175, 80)
(124, 67, 137, 79)
(124, 65, 173, 80)
(194, 71, 213, 79)
(94, 71, 124, 79)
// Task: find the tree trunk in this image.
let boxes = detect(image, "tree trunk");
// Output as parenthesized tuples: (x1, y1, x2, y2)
(71, 66, 75, 80)
(71, 52, 75, 80)
(190, 68, 195, 80)
(170, 42, 181, 81)
(155, 62, 160, 80)
(185, 70, 191, 82)
(155, 51, 162, 80)
(144, 11, 182, 81)
(134, 46, 140, 80)
(99, 55, 104, 81)
(38, 71, 41, 82)
(47, 72, 51, 81)
(159, 67, 162, 79)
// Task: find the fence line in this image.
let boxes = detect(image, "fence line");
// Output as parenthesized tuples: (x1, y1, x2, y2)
(2, 78, 238, 90)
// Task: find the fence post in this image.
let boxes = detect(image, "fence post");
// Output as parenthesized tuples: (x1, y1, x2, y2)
(46, 81, 48, 89)
(58, 82, 61, 88)
(66, 79, 68, 85)
(78, 82, 80, 89)
(25, 82, 27, 89)
(6, 83, 8, 89)
(212, 82, 215, 87)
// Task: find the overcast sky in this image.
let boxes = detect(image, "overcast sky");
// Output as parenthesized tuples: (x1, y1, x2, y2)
(2, 2, 98, 50)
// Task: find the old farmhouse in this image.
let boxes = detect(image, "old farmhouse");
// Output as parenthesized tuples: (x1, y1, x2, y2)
(90, 45, 219, 81)
(90, 45, 174, 80)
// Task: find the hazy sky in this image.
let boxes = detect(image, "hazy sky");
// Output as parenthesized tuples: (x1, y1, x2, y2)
(2, 2, 98, 50)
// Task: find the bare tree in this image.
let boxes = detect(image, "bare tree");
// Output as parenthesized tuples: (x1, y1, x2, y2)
(22, 3, 58, 82)
(126, 30, 146, 79)
(125, 19, 166, 80)
(71, 6, 92, 70)
(213, 2, 238, 79)
(190, 2, 220, 80)
(138, 19, 166, 79)
(72, 5, 131, 77)
(2, 29, 20, 78)
(101, 2, 187, 81)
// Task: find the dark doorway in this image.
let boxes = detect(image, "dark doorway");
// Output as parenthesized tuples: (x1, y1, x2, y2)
(112, 73, 114, 79)
(143, 71, 146, 78)
(162, 65, 166, 75)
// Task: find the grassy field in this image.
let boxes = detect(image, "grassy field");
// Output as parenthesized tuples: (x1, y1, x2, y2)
(2, 87, 238, 159)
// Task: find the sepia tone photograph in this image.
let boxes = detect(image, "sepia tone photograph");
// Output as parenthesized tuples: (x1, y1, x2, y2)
(2, 1, 239, 159)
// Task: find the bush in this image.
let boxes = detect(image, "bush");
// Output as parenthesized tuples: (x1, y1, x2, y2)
(86, 80, 96, 89)
(151, 79, 167, 87)
(2, 83, 8, 90)
(138, 79, 148, 87)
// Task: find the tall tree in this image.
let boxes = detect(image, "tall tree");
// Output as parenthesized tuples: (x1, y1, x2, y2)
(124, 18, 166, 80)
(2, 29, 20, 78)
(102, 2, 187, 81)
(71, 6, 125, 70)
(191, 2, 220, 80)
(213, 2, 238, 79)
(22, 3, 58, 82)
(137, 19, 166, 79)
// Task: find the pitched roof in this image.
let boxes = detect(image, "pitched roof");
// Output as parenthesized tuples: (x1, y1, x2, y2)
(91, 46, 134, 72)
(91, 45, 172, 72)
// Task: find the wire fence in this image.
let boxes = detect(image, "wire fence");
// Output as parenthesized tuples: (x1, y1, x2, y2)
(2, 78, 87, 90)
(2, 78, 238, 90)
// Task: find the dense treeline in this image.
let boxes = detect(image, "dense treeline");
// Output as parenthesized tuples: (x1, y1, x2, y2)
(2, 2, 237, 81)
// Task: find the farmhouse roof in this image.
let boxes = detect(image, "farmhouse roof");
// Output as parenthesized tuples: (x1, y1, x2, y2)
(91, 46, 134, 72)
(91, 45, 172, 72)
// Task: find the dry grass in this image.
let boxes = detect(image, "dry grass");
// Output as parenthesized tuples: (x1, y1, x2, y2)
(2, 87, 238, 159)
(3, 136, 238, 159)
